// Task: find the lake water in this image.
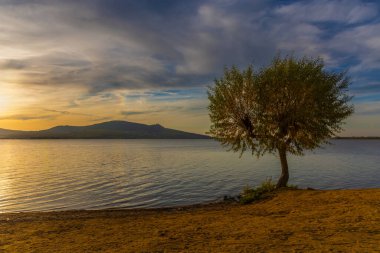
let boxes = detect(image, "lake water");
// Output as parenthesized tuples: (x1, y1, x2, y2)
(0, 139, 379, 213)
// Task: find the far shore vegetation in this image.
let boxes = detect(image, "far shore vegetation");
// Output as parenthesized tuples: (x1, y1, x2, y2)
(333, 136, 380, 139)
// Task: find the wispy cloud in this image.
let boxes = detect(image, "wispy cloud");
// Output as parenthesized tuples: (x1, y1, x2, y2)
(0, 0, 380, 134)
(275, 0, 378, 24)
(354, 101, 380, 115)
(0, 114, 56, 121)
(1, 0, 379, 93)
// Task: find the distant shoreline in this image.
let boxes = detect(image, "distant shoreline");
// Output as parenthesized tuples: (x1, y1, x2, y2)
(1, 188, 379, 252)
(0, 137, 212, 140)
(332, 136, 380, 139)
(0, 137, 378, 140)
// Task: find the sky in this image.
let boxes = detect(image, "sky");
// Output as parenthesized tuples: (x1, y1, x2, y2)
(0, 0, 379, 136)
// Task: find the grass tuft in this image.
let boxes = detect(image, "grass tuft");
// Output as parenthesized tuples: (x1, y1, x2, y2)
(286, 184, 298, 189)
(239, 178, 299, 204)
(239, 178, 277, 204)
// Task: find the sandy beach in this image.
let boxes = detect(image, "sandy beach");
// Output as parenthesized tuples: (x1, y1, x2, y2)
(1, 188, 379, 252)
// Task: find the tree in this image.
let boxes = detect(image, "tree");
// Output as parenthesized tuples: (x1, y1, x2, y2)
(208, 56, 354, 188)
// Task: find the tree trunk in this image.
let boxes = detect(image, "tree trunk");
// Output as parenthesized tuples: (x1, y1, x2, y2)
(276, 146, 289, 188)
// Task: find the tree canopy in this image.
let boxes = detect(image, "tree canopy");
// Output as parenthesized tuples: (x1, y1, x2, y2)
(208, 56, 354, 187)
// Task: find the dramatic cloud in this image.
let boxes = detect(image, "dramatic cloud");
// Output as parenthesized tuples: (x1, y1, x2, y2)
(0, 0, 379, 135)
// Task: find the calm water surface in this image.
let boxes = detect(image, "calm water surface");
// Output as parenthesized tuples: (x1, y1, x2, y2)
(0, 139, 379, 212)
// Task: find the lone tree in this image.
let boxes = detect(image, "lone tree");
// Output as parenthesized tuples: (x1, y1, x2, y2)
(208, 56, 353, 188)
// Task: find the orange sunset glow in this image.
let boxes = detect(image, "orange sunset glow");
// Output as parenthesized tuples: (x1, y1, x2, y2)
(0, 1, 379, 136)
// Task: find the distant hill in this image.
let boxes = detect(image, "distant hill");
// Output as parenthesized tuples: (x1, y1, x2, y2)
(0, 121, 210, 139)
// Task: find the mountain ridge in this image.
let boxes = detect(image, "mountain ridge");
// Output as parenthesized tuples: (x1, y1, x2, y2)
(0, 121, 210, 139)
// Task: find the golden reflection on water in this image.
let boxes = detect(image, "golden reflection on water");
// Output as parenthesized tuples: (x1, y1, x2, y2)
(0, 141, 15, 212)
(0, 139, 379, 213)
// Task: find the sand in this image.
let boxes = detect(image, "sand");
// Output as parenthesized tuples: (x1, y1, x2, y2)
(1, 189, 379, 252)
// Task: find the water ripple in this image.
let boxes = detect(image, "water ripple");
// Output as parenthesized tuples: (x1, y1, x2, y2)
(0, 139, 379, 212)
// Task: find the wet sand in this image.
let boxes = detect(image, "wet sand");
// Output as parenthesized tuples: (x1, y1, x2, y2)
(1, 189, 379, 252)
